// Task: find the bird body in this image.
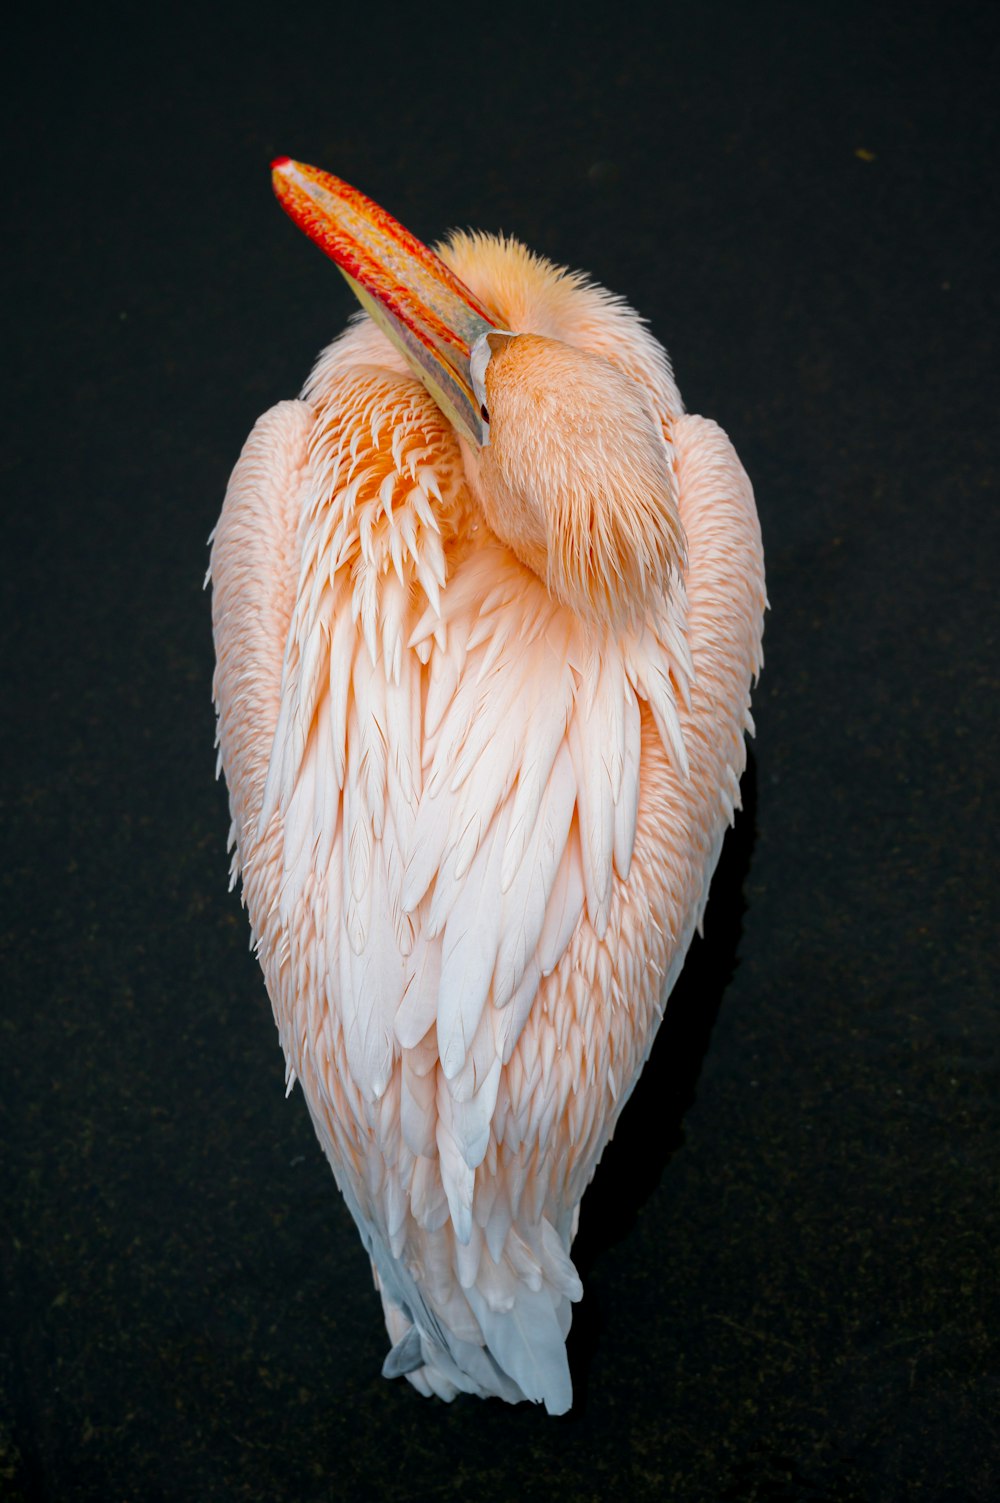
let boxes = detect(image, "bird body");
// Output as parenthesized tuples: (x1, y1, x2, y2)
(211, 165, 765, 1413)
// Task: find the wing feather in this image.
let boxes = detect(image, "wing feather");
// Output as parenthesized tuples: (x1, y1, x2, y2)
(613, 688, 642, 879)
(493, 744, 576, 1008)
(535, 835, 587, 978)
(567, 709, 614, 937)
(436, 805, 509, 1080)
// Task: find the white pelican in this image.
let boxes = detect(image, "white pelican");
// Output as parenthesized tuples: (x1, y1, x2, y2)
(210, 159, 765, 1413)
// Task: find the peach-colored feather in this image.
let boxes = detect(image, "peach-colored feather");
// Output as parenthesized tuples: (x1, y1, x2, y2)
(211, 228, 765, 1414)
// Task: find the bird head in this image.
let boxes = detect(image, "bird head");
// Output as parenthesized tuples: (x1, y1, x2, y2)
(272, 159, 683, 626)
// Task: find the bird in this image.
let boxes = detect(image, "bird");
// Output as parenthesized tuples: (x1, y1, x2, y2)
(210, 158, 765, 1415)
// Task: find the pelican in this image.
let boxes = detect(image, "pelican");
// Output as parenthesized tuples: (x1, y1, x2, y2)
(210, 159, 765, 1414)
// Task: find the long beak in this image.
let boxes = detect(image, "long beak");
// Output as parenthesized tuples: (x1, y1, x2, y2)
(272, 157, 503, 447)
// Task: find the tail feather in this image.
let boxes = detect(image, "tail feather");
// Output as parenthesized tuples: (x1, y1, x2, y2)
(465, 1280, 573, 1415)
(340, 1124, 581, 1413)
(377, 1211, 581, 1415)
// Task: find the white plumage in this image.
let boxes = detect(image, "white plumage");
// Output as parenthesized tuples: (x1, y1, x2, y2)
(211, 174, 765, 1412)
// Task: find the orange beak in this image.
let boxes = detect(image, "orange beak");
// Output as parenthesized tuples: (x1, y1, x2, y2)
(272, 158, 504, 447)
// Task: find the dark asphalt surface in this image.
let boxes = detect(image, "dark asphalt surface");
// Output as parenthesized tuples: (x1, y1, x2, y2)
(4, 3, 998, 1498)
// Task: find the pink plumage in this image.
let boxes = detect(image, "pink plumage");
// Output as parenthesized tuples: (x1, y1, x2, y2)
(210, 167, 765, 1414)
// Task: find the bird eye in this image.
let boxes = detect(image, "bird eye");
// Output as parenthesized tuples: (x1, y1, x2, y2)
(480, 404, 489, 424)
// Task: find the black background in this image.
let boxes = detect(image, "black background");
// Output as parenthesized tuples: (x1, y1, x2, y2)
(4, 2, 998, 1498)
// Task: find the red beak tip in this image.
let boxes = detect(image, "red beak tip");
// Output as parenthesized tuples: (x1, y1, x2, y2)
(271, 156, 292, 172)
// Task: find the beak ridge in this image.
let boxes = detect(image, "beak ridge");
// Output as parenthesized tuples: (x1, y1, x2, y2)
(272, 158, 505, 446)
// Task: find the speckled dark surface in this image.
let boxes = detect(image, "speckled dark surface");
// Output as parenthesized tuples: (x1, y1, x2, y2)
(4, 2, 998, 1498)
